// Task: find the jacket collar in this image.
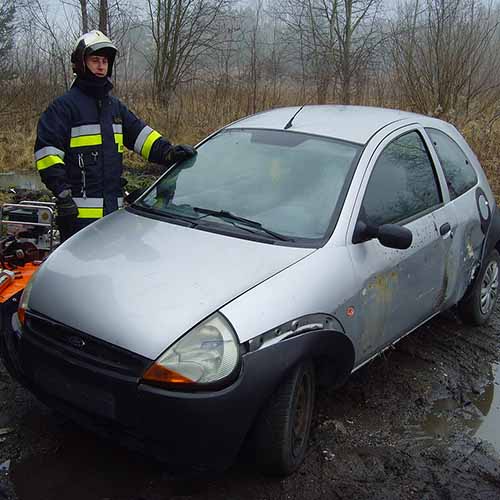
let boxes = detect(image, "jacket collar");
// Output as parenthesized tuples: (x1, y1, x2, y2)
(72, 75, 113, 99)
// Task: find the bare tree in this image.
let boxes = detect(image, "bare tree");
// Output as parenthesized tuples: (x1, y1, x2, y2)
(275, 0, 334, 103)
(0, 0, 15, 78)
(17, 0, 77, 90)
(80, 0, 89, 32)
(328, 0, 384, 103)
(390, 0, 500, 118)
(275, 0, 383, 104)
(239, 0, 265, 114)
(145, 0, 232, 104)
(263, 12, 288, 105)
(99, 0, 109, 33)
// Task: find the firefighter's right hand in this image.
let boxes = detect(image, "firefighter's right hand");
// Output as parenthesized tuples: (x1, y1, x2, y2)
(56, 191, 79, 218)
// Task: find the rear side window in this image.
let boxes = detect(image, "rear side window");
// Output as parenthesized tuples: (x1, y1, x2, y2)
(361, 131, 442, 226)
(426, 128, 477, 200)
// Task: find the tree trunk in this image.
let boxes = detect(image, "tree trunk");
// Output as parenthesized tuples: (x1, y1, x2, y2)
(79, 0, 88, 33)
(99, 0, 109, 34)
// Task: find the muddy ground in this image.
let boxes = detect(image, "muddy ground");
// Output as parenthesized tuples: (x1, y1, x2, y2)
(0, 306, 499, 500)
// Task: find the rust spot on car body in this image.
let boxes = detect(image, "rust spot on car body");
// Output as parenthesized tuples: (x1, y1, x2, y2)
(360, 271, 399, 352)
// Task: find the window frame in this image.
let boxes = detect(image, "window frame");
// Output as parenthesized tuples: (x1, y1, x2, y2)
(424, 127, 478, 200)
(352, 127, 446, 239)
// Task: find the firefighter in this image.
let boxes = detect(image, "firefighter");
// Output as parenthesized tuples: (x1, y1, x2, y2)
(34, 30, 196, 241)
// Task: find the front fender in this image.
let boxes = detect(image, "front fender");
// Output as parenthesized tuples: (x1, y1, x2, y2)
(243, 324, 355, 412)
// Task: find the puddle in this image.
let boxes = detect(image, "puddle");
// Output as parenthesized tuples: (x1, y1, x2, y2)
(0, 173, 45, 191)
(9, 430, 164, 500)
(8, 426, 214, 500)
(417, 363, 500, 453)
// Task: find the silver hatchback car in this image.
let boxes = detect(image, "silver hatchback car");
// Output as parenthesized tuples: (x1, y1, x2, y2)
(7, 105, 500, 475)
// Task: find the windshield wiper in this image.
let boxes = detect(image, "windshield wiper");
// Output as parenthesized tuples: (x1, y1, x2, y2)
(134, 203, 198, 224)
(192, 207, 293, 241)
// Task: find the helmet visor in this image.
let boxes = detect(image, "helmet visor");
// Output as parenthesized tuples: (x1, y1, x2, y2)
(86, 42, 117, 56)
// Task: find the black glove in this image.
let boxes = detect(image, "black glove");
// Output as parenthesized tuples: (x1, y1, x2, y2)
(56, 190, 78, 218)
(55, 190, 78, 242)
(165, 144, 197, 166)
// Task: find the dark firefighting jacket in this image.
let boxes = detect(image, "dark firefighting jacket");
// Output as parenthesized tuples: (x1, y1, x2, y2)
(34, 79, 173, 219)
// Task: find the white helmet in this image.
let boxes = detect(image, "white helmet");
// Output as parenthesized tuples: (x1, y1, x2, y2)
(71, 30, 118, 77)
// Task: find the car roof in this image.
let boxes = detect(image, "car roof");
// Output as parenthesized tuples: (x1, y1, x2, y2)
(226, 105, 435, 145)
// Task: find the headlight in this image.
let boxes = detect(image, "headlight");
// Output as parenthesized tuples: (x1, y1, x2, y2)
(18, 274, 36, 326)
(142, 312, 240, 388)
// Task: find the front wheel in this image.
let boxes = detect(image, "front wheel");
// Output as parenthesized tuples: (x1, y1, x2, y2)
(458, 249, 500, 325)
(252, 360, 315, 476)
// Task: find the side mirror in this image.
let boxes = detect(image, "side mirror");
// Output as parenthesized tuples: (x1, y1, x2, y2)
(377, 224, 413, 249)
(353, 220, 412, 250)
(124, 188, 146, 205)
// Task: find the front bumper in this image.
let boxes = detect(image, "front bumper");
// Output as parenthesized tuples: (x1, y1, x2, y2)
(8, 311, 327, 472)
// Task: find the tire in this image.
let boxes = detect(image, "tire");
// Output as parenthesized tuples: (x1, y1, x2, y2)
(0, 309, 17, 380)
(458, 249, 500, 325)
(0, 303, 27, 384)
(253, 360, 315, 476)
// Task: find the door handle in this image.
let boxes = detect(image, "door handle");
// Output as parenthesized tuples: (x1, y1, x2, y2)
(439, 222, 451, 236)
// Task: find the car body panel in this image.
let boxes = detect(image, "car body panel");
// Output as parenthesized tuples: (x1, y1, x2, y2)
(227, 105, 420, 145)
(439, 189, 486, 306)
(221, 245, 356, 344)
(347, 212, 447, 360)
(28, 209, 314, 359)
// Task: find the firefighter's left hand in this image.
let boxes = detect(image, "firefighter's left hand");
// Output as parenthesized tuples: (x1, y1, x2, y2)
(165, 145, 197, 166)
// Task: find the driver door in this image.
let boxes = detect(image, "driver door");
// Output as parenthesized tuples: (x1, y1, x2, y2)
(348, 128, 448, 361)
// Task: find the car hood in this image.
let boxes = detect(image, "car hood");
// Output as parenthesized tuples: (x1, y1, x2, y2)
(29, 209, 315, 359)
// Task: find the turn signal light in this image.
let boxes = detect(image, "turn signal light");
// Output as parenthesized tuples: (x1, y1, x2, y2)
(18, 308, 26, 326)
(18, 278, 35, 326)
(142, 363, 194, 385)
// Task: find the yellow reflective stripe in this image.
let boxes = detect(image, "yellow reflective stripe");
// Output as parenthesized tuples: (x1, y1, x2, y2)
(70, 135, 103, 148)
(141, 131, 161, 160)
(114, 133, 124, 153)
(77, 207, 104, 219)
(36, 155, 64, 171)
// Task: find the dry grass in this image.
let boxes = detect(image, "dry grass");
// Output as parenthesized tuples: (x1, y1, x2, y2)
(460, 118, 500, 198)
(1, 82, 499, 200)
(0, 129, 36, 173)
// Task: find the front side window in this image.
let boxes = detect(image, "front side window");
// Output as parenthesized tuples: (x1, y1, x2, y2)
(361, 131, 442, 226)
(136, 128, 361, 243)
(425, 128, 477, 200)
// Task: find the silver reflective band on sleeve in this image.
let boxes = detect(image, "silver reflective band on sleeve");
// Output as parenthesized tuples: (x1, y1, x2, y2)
(73, 198, 104, 208)
(112, 124, 123, 134)
(73, 197, 104, 219)
(134, 126, 153, 155)
(34, 146, 65, 161)
(71, 124, 102, 137)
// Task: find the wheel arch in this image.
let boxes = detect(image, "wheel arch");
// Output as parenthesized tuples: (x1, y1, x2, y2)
(243, 314, 356, 396)
(240, 318, 355, 463)
(460, 201, 500, 304)
(486, 206, 500, 262)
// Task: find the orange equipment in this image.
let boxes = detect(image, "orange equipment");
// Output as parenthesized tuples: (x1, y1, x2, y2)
(0, 201, 58, 303)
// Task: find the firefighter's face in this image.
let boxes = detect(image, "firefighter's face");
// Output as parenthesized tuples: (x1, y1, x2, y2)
(85, 54, 109, 77)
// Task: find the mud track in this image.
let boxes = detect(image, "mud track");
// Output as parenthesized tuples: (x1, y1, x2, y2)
(0, 306, 499, 500)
